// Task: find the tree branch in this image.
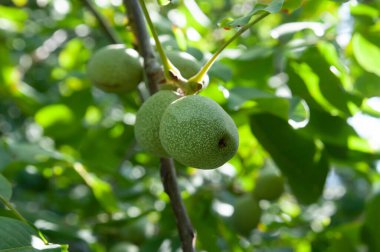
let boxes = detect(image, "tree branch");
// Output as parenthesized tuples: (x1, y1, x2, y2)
(81, 0, 121, 44)
(124, 0, 164, 93)
(160, 158, 196, 252)
(123, 1, 196, 251)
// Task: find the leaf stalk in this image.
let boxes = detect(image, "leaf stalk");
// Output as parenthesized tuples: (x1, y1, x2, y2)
(0, 196, 49, 244)
(188, 12, 270, 84)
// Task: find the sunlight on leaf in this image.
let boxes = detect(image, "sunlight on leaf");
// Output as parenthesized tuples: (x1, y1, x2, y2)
(0, 217, 68, 251)
(172, 26, 187, 51)
(250, 113, 329, 204)
(35, 104, 74, 129)
(157, 0, 171, 6)
(271, 22, 326, 39)
(0, 6, 28, 31)
(228, 87, 309, 126)
(73, 163, 119, 213)
(6, 140, 69, 163)
(352, 33, 380, 77)
(363, 193, 380, 251)
(350, 3, 379, 19)
(290, 61, 341, 115)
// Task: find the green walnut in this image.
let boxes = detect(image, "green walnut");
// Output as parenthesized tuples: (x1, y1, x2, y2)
(159, 95, 239, 169)
(253, 173, 285, 201)
(135, 90, 180, 157)
(232, 194, 262, 235)
(87, 44, 143, 92)
(166, 51, 209, 86)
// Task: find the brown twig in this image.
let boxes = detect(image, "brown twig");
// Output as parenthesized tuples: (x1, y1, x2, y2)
(123, 0, 196, 251)
(160, 158, 196, 251)
(81, 0, 121, 44)
(124, 0, 164, 93)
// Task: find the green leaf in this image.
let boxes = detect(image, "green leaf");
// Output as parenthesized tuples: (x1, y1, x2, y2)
(79, 124, 134, 173)
(35, 104, 74, 128)
(352, 33, 380, 77)
(227, 87, 278, 110)
(227, 0, 284, 28)
(287, 54, 357, 117)
(222, 51, 274, 89)
(250, 113, 329, 204)
(58, 38, 89, 70)
(317, 42, 352, 90)
(264, 0, 285, 13)
(34, 104, 78, 139)
(0, 217, 68, 251)
(0, 140, 12, 171)
(288, 61, 337, 112)
(0, 6, 28, 21)
(172, 26, 187, 51)
(350, 3, 379, 18)
(227, 87, 309, 125)
(305, 45, 358, 115)
(362, 193, 380, 251)
(0, 6, 28, 31)
(361, 100, 380, 118)
(271, 21, 326, 39)
(354, 72, 380, 98)
(0, 174, 12, 201)
(157, 0, 171, 6)
(300, 109, 378, 162)
(73, 163, 119, 213)
(7, 141, 70, 164)
(208, 62, 232, 82)
(218, 17, 234, 29)
(283, 0, 304, 13)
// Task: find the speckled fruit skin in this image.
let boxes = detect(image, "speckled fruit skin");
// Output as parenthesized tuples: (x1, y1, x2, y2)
(232, 194, 262, 235)
(253, 174, 285, 201)
(135, 90, 180, 157)
(159, 95, 239, 169)
(166, 51, 209, 86)
(87, 44, 143, 92)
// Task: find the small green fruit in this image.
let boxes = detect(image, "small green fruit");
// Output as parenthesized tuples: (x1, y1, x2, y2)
(159, 95, 239, 169)
(135, 90, 180, 157)
(166, 51, 209, 85)
(253, 173, 285, 201)
(87, 44, 143, 92)
(232, 194, 262, 235)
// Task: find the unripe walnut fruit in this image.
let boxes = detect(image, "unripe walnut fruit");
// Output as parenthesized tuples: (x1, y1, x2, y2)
(232, 194, 262, 235)
(159, 95, 239, 169)
(87, 44, 143, 92)
(135, 90, 180, 157)
(253, 173, 285, 201)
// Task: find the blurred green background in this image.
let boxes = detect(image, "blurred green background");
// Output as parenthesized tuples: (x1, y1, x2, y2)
(1, 0, 380, 251)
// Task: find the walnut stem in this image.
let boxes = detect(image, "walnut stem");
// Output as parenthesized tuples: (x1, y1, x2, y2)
(81, 0, 121, 44)
(123, 1, 196, 251)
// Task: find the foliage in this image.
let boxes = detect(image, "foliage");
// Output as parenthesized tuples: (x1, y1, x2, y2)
(0, 0, 380, 251)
